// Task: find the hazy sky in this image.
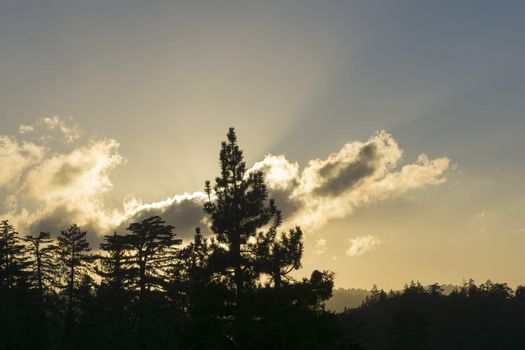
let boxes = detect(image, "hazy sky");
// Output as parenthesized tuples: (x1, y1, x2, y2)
(1, 1, 524, 289)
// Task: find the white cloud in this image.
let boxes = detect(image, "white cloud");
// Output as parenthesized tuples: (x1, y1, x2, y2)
(14, 139, 124, 235)
(346, 235, 382, 256)
(0, 136, 44, 188)
(1, 117, 124, 236)
(313, 238, 327, 255)
(253, 131, 450, 231)
(250, 155, 300, 190)
(122, 192, 207, 218)
(19, 125, 35, 134)
(18, 116, 82, 143)
(23, 139, 122, 202)
(1, 127, 450, 244)
(118, 131, 449, 241)
(40, 116, 82, 143)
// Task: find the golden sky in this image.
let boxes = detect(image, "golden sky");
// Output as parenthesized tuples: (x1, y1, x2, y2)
(1, 1, 524, 289)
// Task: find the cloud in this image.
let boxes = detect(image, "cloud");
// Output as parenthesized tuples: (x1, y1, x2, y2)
(346, 235, 382, 256)
(40, 116, 82, 143)
(14, 139, 124, 237)
(313, 238, 327, 255)
(18, 116, 82, 143)
(2, 116, 208, 242)
(1, 118, 124, 239)
(253, 131, 450, 230)
(1, 126, 450, 246)
(115, 130, 449, 240)
(0, 136, 44, 188)
(23, 139, 122, 203)
(19, 125, 35, 134)
(114, 192, 208, 239)
(315, 143, 379, 197)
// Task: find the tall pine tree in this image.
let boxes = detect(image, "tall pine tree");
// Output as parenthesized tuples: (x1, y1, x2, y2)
(97, 232, 130, 292)
(124, 215, 181, 300)
(0, 220, 29, 288)
(56, 224, 93, 307)
(24, 231, 59, 298)
(204, 127, 280, 295)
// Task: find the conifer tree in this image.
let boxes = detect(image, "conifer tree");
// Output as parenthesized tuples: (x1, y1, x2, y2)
(169, 227, 212, 307)
(24, 231, 59, 298)
(123, 216, 181, 350)
(0, 220, 29, 288)
(56, 224, 93, 306)
(184, 228, 210, 285)
(124, 215, 181, 300)
(204, 127, 280, 295)
(97, 232, 130, 291)
(254, 224, 303, 289)
(95, 233, 136, 350)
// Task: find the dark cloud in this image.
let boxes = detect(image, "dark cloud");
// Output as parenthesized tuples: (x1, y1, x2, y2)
(27, 205, 105, 246)
(27, 206, 74, 236)
(268, 187, 303, 220)
(114, 197, 208, 241)
(315, 144, 378, 197)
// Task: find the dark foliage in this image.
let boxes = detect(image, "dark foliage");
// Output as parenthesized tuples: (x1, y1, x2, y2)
(0, 129, 341, 350)
(1, 129, 523, 349)
(341, 280, 525, 350)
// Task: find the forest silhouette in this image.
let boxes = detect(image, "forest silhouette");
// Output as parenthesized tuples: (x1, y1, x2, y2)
(1, 128, 524, 350)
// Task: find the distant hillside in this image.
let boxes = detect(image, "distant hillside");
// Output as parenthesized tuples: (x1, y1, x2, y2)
(326, 284, 460, 312)
(326, 288, 370, 312)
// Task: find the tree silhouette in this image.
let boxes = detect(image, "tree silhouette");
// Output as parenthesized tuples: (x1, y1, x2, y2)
(90, 233, 136, 350)
(5, 128, 525, 350)
(123, 215, 181, 350)
(56, 224, 93, 307)
(124, 215, 181, 300)
(254, 224, 303, 288)
(97, 232, 130, 292)
(169, 227, 211, 306)
(204, 127, 280, 295)
(24, 231, 59, 299)
(0, 220, 29, 288)
(201, 128, 341, 348)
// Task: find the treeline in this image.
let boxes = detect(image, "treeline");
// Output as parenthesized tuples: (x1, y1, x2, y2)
(0, 129, 344, 350)
(2, 128, 525, 350)
(341, 281, 525, 349)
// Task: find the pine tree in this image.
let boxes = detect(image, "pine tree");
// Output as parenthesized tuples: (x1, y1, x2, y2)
(254, 223, 303, 289)
(24, 231, 59, 298)
(124, 215, 181, 300)
(204, 127, 280, 295)
(97, 232, 130, 292)
(56, 224, 93, 306)
(184, 228, 210, 285)
(94, 233, 137, 350)
(123, 216, 181, 350)
(0, 220, 29, 288)
(169, 227, 212, 307)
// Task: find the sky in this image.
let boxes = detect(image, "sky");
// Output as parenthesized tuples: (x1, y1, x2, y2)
(1, 0, 524, 290)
